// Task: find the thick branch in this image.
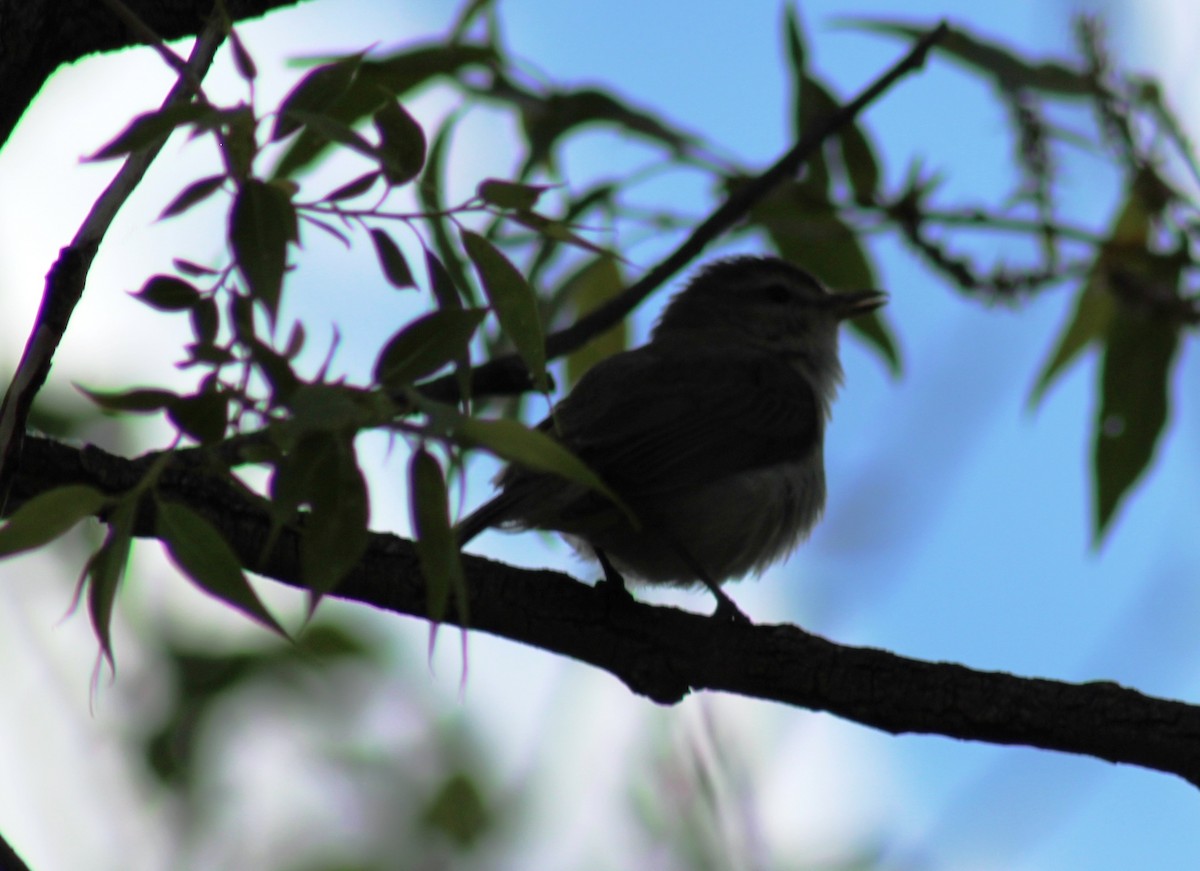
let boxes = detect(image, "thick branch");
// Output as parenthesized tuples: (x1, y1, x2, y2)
(12, 433, 1200, 788)
(0, 0, 306, 149)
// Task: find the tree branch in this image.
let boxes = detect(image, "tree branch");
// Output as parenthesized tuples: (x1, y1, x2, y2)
(420, 21, 951, 402)
(12, 432, 1200, 788)
(0, 0, 305, 149)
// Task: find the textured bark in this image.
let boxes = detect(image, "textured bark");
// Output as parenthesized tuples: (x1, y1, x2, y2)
(12, 433, 1200, 788)
(0, 0, 307, 147)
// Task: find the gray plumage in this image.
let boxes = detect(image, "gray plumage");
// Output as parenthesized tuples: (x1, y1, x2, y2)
(456, 256, 885, 605)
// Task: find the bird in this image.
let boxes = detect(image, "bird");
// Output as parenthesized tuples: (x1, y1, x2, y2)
(455, 255, 886, 620)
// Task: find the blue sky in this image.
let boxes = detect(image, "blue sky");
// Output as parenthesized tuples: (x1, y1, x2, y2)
(2, 1, 1200, 869)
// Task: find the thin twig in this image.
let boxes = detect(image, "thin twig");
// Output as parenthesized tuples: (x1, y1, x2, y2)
(422, 21, 950, 400)
(0, 11, 226, 506)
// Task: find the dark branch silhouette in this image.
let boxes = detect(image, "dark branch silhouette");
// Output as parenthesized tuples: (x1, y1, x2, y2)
(12, 433, 1200, 788)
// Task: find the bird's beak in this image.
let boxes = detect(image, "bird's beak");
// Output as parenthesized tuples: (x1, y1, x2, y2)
(831, 289, 887, 319)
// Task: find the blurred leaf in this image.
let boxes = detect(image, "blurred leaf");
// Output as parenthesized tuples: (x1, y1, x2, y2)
(839, 116, 881, 203)
(418, 117, 475, 305)
(159, 175, 225, 220)
(369, 228, 416, 289)
(230, 179, 297, 322)
(273, 44, 493, 177)
(561, 256, 627, 387)
(518, 87, 693, 176)
(461, 231, 548, 390)
(158, 501, 286, 634)
(168, 388, 229, 445)
(300, 435, 370, 601)
(87, 499, 136, 667)
(132, 275, 202, 312)
(843, 19, 1092, 96)
(282, 109, 378, 161)
(409, 448, 466, 622)
(752, 180, 901, 373)
(87, 102, 216, 160)
(373, 99, 427, 185)
(174, 258, 219, 277)
(79, 386, 179, 413)
(1029, 268, 1114, 407)
(0, 485, 107, 558)
(190, 296, 220, 347)
(374, 308, 487, 389)
(476, 179, 550, 211)
(506, 209, 610, 258)
(1093, 303, 1179, 543)
(322, 170, 380, 202)
(229, 29, 257, 81)
(424, 246, 472, 403)
(272, 54, 363, 141)
(421, 772, 489, 847)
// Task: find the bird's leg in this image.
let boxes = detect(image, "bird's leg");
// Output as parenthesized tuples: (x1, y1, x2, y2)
(660, 534, 750, 623)
(595, 549, 634, 605)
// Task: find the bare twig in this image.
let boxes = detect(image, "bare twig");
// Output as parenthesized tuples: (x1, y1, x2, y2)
(421, 21, 951, 400)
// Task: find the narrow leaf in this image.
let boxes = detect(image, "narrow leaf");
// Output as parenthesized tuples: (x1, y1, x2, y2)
(476, 179, 550, 211)
(132, 275, 202, 312)
(374, 308, 487, 389)
(230, 179, 297, 321)
(159, 175, 226, 220)
(373, 99, 426, 185)
(87, 499, 136, 666)
(88, 102, 215, 160)
(409, 448, 467, 622)
(273, 55, 362, 141)
(1029, 270, 1114, 407)
(461, 230, 547, 390)
(1093, 306, 1179, 542)
(79, 386, 179, 413)
(158, 501, 286, 634)
(369, 228, 416, 289)
(299, 436, 370, 601)
(0, 485, 107, 558)
(561, 256, 627, 387)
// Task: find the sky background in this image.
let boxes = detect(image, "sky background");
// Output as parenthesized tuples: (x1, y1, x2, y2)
(2, 1, 1200, 869)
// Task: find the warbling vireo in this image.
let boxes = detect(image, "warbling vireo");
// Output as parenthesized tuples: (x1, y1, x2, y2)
(456, 256, 886, 619)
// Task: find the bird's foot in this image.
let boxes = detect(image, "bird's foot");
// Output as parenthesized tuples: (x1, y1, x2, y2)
(707, 586, 751, 624)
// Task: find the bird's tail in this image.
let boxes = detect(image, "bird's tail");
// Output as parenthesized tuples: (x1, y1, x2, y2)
(455, 489, 521, 547)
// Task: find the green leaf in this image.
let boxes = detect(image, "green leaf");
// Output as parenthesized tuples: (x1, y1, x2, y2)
(79, 386, 179, 413)
(752, 181, 901, 374)
(456, 415, 631, 522)
(460, 230, 548, 390)
(561, 256, 627, 387)
(87, 499, 136, 667)
(842, 19, 1092, 96)
(132, 275, 202, 312)
(157, 501, 286, 634)
(159, 175, 226, 220)
(369, 228, 416, 289)
(230, 179, 297, 322)
(476, 179, 551, 211)
(1029, 269, 1114, 407)
(87, 102, 216, 160)
(839, 118, 881, 203)
(374, 308, 487, 389)
(168, 389, 229, 445)
(421, 772, 489, 846)
(373, 99, 426, 185)
(272, 44, 493, 178)
(409, 448, 466, 622)
(273, 54, 363, 141)
(280, 110, 379, 161)
(505, 209, 611, 258)
(518, 87, 693, 177)
(1093, 305, 1179, 543)
(299, 435, 370, 600)
(322, 171, 379, 201)
(0, 485, 107, 558)
(229, 29, 258, 82)
(418, 118, 475, 305)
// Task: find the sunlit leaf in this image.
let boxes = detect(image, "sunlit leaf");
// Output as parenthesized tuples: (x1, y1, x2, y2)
(1093, 304, 1179, 543)
(561, 256, 627, 387)
(373, 308, 487, 389)
(158, 501, 286, 634)
(461, 230, 548, 390)
(0, 485, 107, 558)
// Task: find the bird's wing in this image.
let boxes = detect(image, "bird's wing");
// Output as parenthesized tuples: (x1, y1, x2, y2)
(553, 342, 821, 498)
